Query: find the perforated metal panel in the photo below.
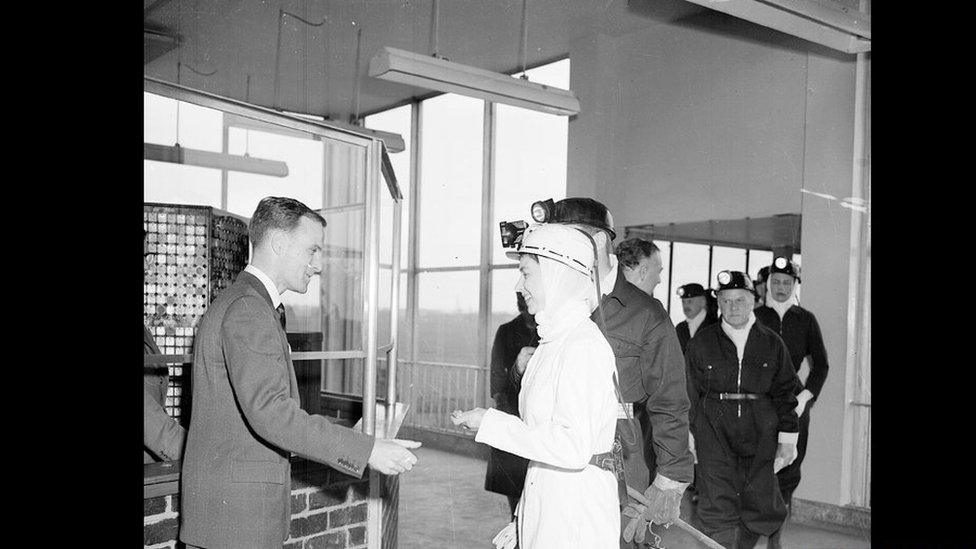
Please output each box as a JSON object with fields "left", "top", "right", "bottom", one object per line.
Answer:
{"left": 143, "top": 202, "right": 249, "bottom": 422}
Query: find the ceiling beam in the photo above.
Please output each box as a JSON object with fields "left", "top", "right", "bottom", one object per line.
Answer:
{"left": 683, "top": 0, "right": 870, "bottom": 54}
{"left": 757, "top": 0, "right": 870, "bottom": 39}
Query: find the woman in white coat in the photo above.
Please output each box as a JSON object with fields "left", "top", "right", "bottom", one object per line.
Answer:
{"left": 451, "top": 223, "right": 621, "bottom": 549}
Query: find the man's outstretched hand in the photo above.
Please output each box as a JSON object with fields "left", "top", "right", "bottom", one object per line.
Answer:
{"left": 368, "top": 439, "right": 421, "bottom": 475}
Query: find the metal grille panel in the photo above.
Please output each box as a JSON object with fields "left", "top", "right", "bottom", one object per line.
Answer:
{"left": 144, "top": 202, "right": 249, "bottom": 422}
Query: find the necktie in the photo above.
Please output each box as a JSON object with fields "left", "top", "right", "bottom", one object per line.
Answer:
{"left": 276, "top": 303, "right": 287, "bottom": 331}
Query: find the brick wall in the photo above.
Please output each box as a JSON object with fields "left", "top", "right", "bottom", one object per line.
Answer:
{"left": 144, "top": 458, "right": 395, "bottom": 548}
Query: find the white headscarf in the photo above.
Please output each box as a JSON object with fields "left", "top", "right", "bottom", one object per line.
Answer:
{"left": 534, "top": 255, "right": 597, "bottom": 342}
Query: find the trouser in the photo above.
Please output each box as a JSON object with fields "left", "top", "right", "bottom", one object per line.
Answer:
{"left": 775, "top": 404, "right": 811, "bottom": 504}
{"left": 693, "top": 400, "right": 787, "bottom": 549}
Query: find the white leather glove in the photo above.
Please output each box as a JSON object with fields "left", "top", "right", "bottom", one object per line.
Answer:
{"left": 492, "top": 521, "right": 517, "bottom": 549}
{"left": 688, "top": 432, "right": 697, "bottom": 464}
{"left": 773, "top": 443, "right": 798, "bottom": 473}
{"left": 794, "top": 389, "right": 813, "bottom": 417}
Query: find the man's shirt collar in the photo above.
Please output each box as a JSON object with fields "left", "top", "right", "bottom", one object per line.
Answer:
{"left": 244, "top": 264, "right": 282, "bottom": 308}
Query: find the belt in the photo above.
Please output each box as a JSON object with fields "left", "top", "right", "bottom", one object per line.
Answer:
{"left": 706, "top": 392, "right": 767, "bottom": 400}
{"left": 616, "top": 402, "right": 633, "bottom": 419}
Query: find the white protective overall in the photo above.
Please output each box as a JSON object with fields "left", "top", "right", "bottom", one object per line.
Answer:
{"left": 476, "top": 252, "right": 621, "bottom": 548}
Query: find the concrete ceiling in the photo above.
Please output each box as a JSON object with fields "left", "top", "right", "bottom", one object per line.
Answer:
{"left": 143, "top": 0, "right": 704, "bottom": 121}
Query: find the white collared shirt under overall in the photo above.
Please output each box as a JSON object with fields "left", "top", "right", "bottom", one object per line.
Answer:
{"left": 687, "top": 307, "right": 708, "bottom": 338}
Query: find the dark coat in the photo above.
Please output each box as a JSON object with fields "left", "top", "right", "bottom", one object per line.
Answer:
{"left": 754, "top": 305, "right": 830, "bottom": 400}
{"left": 144, "top": 325, "right": 185, "bottom": 463}
{"left": 484, "top": 314, "right": 539, "bottom": 497}
{"left": 180, "top": 271, "right": 376, "bottom": 549}
{"left": 675, "top": 309, "right": 719, "bottom": 355}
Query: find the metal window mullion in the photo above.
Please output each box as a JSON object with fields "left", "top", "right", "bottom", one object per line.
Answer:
{"left": 666, "top": 241, "right": 675, "bottom": 313}
{"left": 408, "top": 100, "right": 423, "bottom": 371}
{"left": 707, "top": 244, "right": 714, "bottom": 288}
{"left": 478, "top": 101, "right": 496, "bottom": 409}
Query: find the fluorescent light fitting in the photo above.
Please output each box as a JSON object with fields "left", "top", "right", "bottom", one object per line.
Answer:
{"left": 144, "top": 143, "right": 289, "bottom": 177}
{"left": 369, "top": 47, "right": 580, "bottom": 116}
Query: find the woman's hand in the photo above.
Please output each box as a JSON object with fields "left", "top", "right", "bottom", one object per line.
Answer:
{"left": 450, "top": 408, "right": 487, "bottom": 432}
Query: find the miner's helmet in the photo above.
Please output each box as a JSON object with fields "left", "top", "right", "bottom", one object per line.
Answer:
{"left": 769, "top": 256, "right": 801, "bottom": 283}
{"left": 715, "top": 270, "right": 754, "bottom": 293}
{"left": 505, "top": 223, "right": 596, "bottom": 277}
{"left": 676, "top": 283, "right": 707, "bottom": 299}
{"left": 549, "top": 197, "right": 617, "bottom": 241}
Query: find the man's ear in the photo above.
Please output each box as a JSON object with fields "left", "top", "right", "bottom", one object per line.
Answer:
{"left": 269, "top": 229, "right": 288, "bottom": 255}
{"left": 639, "top": 262, "right": 650, "bottom": 281}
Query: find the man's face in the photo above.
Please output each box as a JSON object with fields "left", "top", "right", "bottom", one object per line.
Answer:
{"left": 622, "top": 252, "right": 663, "bottom": 296}
{"left": 682, "top": 295, "right": 707, "bottom": 319}
{"left": 515, "top": 255, "right": 544, "bottom": 315}
{"left": 718, "top": 289, "right": 755, "bottom": 329}
{"left": 768, "top": 273, "right": 796, "bottom": 303}
{"left": 278, "top": 216, "right": 324, "bottom": 294}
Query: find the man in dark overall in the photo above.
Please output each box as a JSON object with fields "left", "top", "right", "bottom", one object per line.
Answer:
{"left": 485, "top": 292, "right": 539, "bottom": 516}
{"left": 508, "top": 197, "right": 693, "bottom": 547}
{"left": 675, "top": 283, "right": 719, "bottom": 355}
{"left": 685, "top": 271, "right": 801, "bottom": 549}
{"left": 753, "top": 257, "right": 829, "bottom": 549}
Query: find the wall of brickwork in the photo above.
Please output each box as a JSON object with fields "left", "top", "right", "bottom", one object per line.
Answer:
{"left": 144, "top": 458, "right": 397, "bottom": 548}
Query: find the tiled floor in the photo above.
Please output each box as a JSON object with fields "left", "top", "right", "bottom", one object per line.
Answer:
{"left": 398, "top": 447, "right": 870, "bottom": 548}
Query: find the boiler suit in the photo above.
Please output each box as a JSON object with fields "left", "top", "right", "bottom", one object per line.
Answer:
{"left": 684, "top": 320, "right": 800, "bottom": 548}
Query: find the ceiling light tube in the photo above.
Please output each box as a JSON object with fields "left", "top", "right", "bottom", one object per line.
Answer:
{"left": 144, "top": 143, "right": 289, "bottom": 177}
{"left": 369, "top": 47, "right": 580, "bottom": 116}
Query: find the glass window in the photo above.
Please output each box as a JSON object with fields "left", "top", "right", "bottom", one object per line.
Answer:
{"left": 414, "top": 271, "right": 481, "bottom": 365}
{"left": 652, "top": 240, "right": 672, "bottom": 308}
{"left": 669, "top": 242, "right": 710, "bottom": 326}
{"left": 712, "top": 246, "right": 747, "bottom": 279}
{"left": 492, "top": 60, "right": 570, "bottom": 264}
{"left": 366, "top": 104, "right": 412, "bottom": 270}
{"left": 418, "top": 94, "right": 484, "bottom": 268}
{"left": 748, "top": 249, "right": 774, "bottom": 281}
{"left": 489, "top": 268, "right": 525, "bottom": 351}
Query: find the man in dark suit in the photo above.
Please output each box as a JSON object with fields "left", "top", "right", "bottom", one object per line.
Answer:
{"left": 753, "top": 257, "right": 829, "bottom": 549}
{"left": 484, "top": 293, "right": 539, "bottom": 516}
{"left": 511, "top": 198, "right": 694, "bottom": 547}
{"left": 144, "top": 230, "right": 185, "bottom": 463}
{"left": 180, "top": 196, "right": 421, "bottom": 549}
{"left": 674, "top": 283, "right": 719, "bottom": 354}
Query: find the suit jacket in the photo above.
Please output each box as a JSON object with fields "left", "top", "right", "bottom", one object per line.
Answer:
{"left": 144, "top": 324, "right": 185, "bottom": 463}
{"left": 754, "top": 305, "right": 830, "bottom": 401}
{"left": 675, "top": 309, "right": 719, "bottom": 355}
{"left": 180, "top": 271, "right": 376, "bottom": 549}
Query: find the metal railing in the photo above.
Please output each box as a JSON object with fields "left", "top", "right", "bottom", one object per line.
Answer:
{"left": 395, "top": 359, "right": 488, "bottom": 434}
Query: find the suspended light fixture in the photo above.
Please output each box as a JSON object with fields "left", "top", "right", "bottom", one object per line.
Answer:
{"left": 146, "top": 61, "right": 290, "bottom": 177}
{"left": 369, "top": 0, "right": 580, "bottom": 116}
{"left": 144, "top": 142, "right": 289, "bottom": 177}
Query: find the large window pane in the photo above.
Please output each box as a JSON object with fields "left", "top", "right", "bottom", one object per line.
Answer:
{"left": 418, "top": 94, "right": 484, "bottom": 267}
{"left": 144, "top": 92, "right": 223, "bottom": 152}
{"left": 669, "top": 242, "right": 710, "bottom": 326}
{"left": 748, "top": 249, "right": 774, "bottom": 281}
{"left": 712, "top": 246, "right": 747, "bottom": 279}
{"left": 414, "top": 270, "right": 481, "bottom": 365}
{"left": 489, "top": 268, "right": 525, "bottom": 351}
{"left": 652, "top": 240, "right": 672, "bottom": 310}
{"left": 492, "top": 61, "right": 569, "bottom": 264}
{"left": 366, "top": 105, "right": 412, "bottom": 270}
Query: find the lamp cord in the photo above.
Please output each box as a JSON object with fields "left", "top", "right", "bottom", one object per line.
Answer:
{"left": 352, "top": 27, "right": 363, "bottom": 123}
{"left": 430, "top": 0, "right": 440, "bottom": 58}
{"left": 273, "top": 5, "right": 326, "bottom": 111}
{"left": 518, "top": 0, "right": 529, "bottom": 79}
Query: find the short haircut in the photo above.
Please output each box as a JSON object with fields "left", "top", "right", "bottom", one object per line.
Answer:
{"left": 615, "top": 238, "right": 660, "bottom": 269}
{"left": 249, "top": 196, "right": 327, "bottom": 247}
